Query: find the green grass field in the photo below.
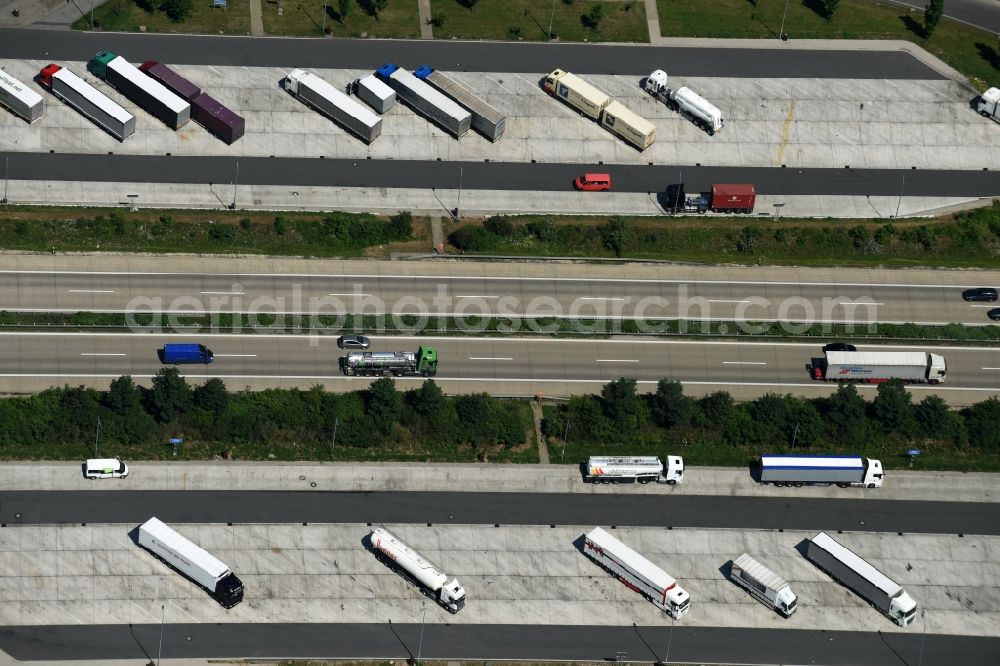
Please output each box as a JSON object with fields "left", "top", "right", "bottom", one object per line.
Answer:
{"left": 72, "top": 0, "right": 251, "bottom": 34}
{"left": 261, "top": 0, "right": 421, "bottom": 38}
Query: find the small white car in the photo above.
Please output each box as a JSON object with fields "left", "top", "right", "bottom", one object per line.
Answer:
{"left": 84, "top": 457, "right": 129, "bottom": 479}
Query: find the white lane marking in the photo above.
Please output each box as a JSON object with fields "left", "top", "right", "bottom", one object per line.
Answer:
{"left": 67, "top": 289, "right": 115, "bottom": 293}
{"left": 469, "top": 357, "right": 513, "bottom": 361}
{"left": 596, "top": 359, "right": 639, "bottom": 363}
{"left": 456, "top": 295, "right": 501, "bottom": 299}
{"left": 200, "top": 291, "right": 245, "bottom": 295}
{"left": 214, "top": 354, "right": 258, "bottom": 358}
{"left": 723, "top": 361, "right": 767, "bottom": 365}
{"left": 3, "top": 331, "right": 1000, "bottom": 352}
{"left": 580, "top": 297, "right": 626, "bottom": 301}
{"left": 80, "top": 353, "right": 126, "bottom": 357}
{"left": 708, "top": 299, "right": 751, "bottom": 303}
{"left": 168, "top": 599, "right": 201, "bottom": 623}
{"left": 969, "top": 305, "right": 999, "bottom": 308}
{"left": 983, "top": 367, "right": 1000, "bottom": 370}
{"left": 5, "top": 269, "right": 994, "bottom": 290}
{"left": 328, "top": 293, "right": 369, "bottom": 297}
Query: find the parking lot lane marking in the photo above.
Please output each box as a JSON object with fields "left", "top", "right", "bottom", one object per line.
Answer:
{"left": 67, "top": 289, "right": 115, "bottom": 293}
{"left": 214, "top": 354, "right": 258, "bottom": 358}
{"left": 469, "top": 357, "right": 513, "bottom": 361}
{"left": 80, "top": 353, "right": 126, "bottom": 356}
{"left": 982, "top": 367, "right": 1000, "bottom": 371}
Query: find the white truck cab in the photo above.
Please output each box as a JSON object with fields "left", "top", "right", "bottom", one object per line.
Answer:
{"left": 84, "top": 457, "right": 129, "bottom": 479}
{"left": 663, "top": 455, "right": 684, "bottom": 484}
{"left": 862, "top": 458, "right": 884, "bottom": 488}
{"left": 978, "top": 87, "right": 1000, "bottom": 122}
{"left": 891, "top": 589, "right": 918, "bottom": 626}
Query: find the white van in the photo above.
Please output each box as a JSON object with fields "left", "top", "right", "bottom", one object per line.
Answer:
{"left": 84, "top": 457, "right": 129, "bottom": 479}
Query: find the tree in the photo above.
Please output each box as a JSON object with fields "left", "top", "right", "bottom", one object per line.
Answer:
{"left": 147, "top": 368, "right": 192, "bottom": 423}
{"left": 372, "top": 0, "right": 390, "bottom": 20}
{"left": 822, "top": 0, "right": 840, "bottom": 18}
{"left": 923, "top": 0, "right": 943, "bottom": 37}
{"left": 338, "top": 0, "right": 351, "bottom": 22}
{"left": 696, "top": 391, "right": 735, "bottom": 431}
{"left": 871, "top": 379, "right": 915, "bottom": 435}
{"left": 600, "top": 377, "right": 648, "bottom": 436}
{"left": 105, "top": 375, "right": 140, "bottom": 416}
{"left": 566, "top": 394, "right": 611, "bottom": 441}
{"left": 963, "top": 397, "right": 1000, "bottom": 451}
{"left": 455, "top": 393, "right": 493, "bottom": 444}
{"left": 161, "top": 0, "right": 194, "bottom": 22}
{"left": 600, "top": 217, "right": 627, "bottom": 256}
{"left": 366, "top": 377, "right": 401, "bottom": 436}
{"left": 408, "top": 379, "right": 460, "bottom": 439}
{"left": 583, "top": 3, "right": 604, "bottom": 29}
{"left": 747, "top": 393, "right": 790, "bottom": 444}
{"left": 784, "top": 397, "right": 824, "bottom": 447}
{"left": 915, "top": 394, "right": 950, "bottom": 439}
{"left": 194, "top": 378, "right": 229, "bottom": 416}
{"left": 650, "top": 379, "right": 693, "bottom": 429}
{"left": 824, "top": 384, "right": 868, "bottom": 444}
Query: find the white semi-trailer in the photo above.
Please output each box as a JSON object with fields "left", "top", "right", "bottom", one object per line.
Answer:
{"left": 542, "top": 68, "right": 610, "bottom": 120}
{"left": 643, "top": 70, "right": 723, "bottom": 135}
{"left": 87, "top": 51, "right": 190, "bottom": 129}
{"left": 39, "top": 64, "right": 135, "bottom": 141}
{"left": 370, "top": 527, "right": 466, "bottom": 613}
{"left": 415, "top": 66, "right": 507, "bottom": 142}
{"left": 376, "top": 64, "right": 471, "bottom": 138}
{"left": 137, "top": 517, "right": 244, "bottom": 608}
{"left": 0, "top": 70, "right": 43, "bottom": 123}
{"left": 583, "top": 527, "right": 690, "bottom": 619}
{"left": 284, "top": 69, "right": 382, "bottom": 144}
{"left": 729, "top": 553, "right": 797, "bottom": 617}
{"left": 760, "top": 454, "right": 883, "bottom": 488}
{"left": 813, "top": 350, "right": 946, "bottom": 384}
{"left": 586, "top": 455, "right": 684, "bottom": 484}
{"left": 805, "top": 531, "right": 917, "bottom": 626}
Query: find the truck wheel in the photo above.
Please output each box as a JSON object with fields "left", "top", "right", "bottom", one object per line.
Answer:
{"left": 667, "top": 480, "right": 677, "bottom": 486}
{"left": 774, "top": 482, "right": 784, "bottom": 488}
{"left": 867, "top": 483, "right": 876, "bottom": 488}
{"left": 983, "top": 111, "right": 991, "bottom": 117}
{"left": 836, "top": 483, "right": 849, "bottom": 488}
{"left": 794, "top": 482, "right": 804, "bottom": 488}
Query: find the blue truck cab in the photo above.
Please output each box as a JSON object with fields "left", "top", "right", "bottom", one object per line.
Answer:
{"left": 160, "top": 343, "right": 214, "bottom": 365}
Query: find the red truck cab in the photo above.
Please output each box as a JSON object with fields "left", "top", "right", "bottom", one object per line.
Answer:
{"left": 38, "top": 64, "right": 62, "bottom": 88}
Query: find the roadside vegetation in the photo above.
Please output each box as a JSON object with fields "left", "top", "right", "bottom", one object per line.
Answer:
{"left": 72, "top": 0, "right": 251, "bottom": 34}
{"left": 0, "top": 373, "right": 536, "bottom": 463}
{"left": 262, "top": 0, "right": 420, "bottom": 39}
{"left": 0, "top": 207, "right": 425, "bottom": 257}
{"left": 447, "top": 203, "right": 1000, "bottom": 268}
{"left": 658, "top": 0, "right": 998, "bottom": 91}
{"left": 543, "top": 378, "right": 1000, "bottom": 472}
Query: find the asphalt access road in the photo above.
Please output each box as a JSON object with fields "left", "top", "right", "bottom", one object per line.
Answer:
{"left": 3, "top": 151, "right": 999, "bottom": 197}
{"left": 1, "top": 491, "right": 997, "bottom": 535}
{"left": 0, "top": 624, "right": 995, "bottom": 665}
{"left": 0, "top": 29, "right": 942, "bottom": 79}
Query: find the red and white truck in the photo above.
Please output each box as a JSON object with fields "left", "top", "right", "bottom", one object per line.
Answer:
{"left": 583, "top": 527, "right": 690, "bottom": 619}
{"left": 664, "top": 183, "right": 756, "bottom": 214}
{"left": 813, "top": 351, "right": 947, "bottom": 384}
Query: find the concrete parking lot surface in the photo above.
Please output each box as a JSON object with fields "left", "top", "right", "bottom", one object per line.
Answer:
{"left": 0, "top": 523, "right": 994, "bottom": 637}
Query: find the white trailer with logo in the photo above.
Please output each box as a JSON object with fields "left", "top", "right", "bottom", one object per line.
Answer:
{"left": 586, "top": 456, "right": 684, "bottom": 484}
{"left": 370, "top": 527, "right": 466, "bottom": 613}
{"left": 0, "top": 70, "right": 43, "bottom": 123}
{"left": 814, "top": 350, "right": 947, "bottom": 384}
{"left": 730, "top": 553, "right": 797, "bottom": 617}
{"left": 542, "top": 68, "right": 610, "bottom": 120}
{"left": 137, "top": 517, "right": 244, "bottom": 608}
{"left": 284, "top": 69, "right": 382, "bottom": 144}
{"left": 583, "top": 527, "right": 691, "bottom": 619}
{"left": 805, "top": 531, "right": 917, "bottom": 626}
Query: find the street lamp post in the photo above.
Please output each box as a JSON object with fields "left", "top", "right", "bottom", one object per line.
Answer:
{"left": 2, "top": 156, "right": 8, "bottom": 204}
{"left": 548, "top": 0, "right": 556, "bottom": 38}
{"left": 779, "top": 0, "right": 790, "bottom": 40}
{"left": 231, "top": 160, "right": 239, "bottom": 210}
{"left": 156, "top": 604, "right": 165, "bottom": 666}
{"left": 416, "top": 600, "right": 427, "bottom": 665}
{"left": 664, "top": 614, "right": 674, "bottom": 665}
{"left": 455, "top": 167, "right": 463, "bottom": 219}
{"left": 561, "top": 420, "right": 570, "bottom": 461}
{"left": 94, "top": 416, "right": 101, "bottom": 458}
{"left": 322, "top": 3, "right": 327, "bottom": 34}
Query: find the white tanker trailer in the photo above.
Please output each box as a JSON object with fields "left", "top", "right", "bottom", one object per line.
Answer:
{"left": 370, "top": 527, "right": 466, "bottom": 612}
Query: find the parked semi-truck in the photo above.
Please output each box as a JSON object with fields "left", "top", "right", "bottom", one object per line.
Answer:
{"left": 140, "top": 61, "right": 245, "bottom": 144}
{"left": 414, "top": 66, "right": 506, "bottom": 141}
{"left": 283, "top": 69, "right": 382, "bottom": 144}
{"left": 87, "top": 51, "right": 190, "bottom": 129}
{"left": 0, "top": 70, "right": 43, "bottom": 123}
{"left": 805, "top": 531, "right": 916, "bottom": 626}
{"left": 583, "top": 527, "right": 690, "bottom": 619}
{"left": 729, "top": 553, "right": 797, "bottom": 617}
{"left": 340, "top": 346, "right": 437, "bottom": 377}
{"left": 38, "top": 64, "right": 135, "bottom": 141}
{"left": 377, "top": 64, "right": 471, "bottom": 139}
{"left": 664, "top": 183, "right": 756, "bottom": 214}
{"left": 643, "top": 70, "right": 723, "bottom": 135}
{"left": 978, "top": 87, "right": 1000, "bottom": 122}
{"left": 370, "top": 527, "right": 466, "bottom": 613}
{"left": 137, "top": 517, "right": 244, "bottom": 608}
{"left": 812, "top": 350, "right": 946, "bottom": 384}
{"left": 760, "top": 454, "right": 883, "bottom": 488}
{"left": 542, "top": 68, "right": 655, "bottom": 151}
{"left": 351, "top": 73, "right": 395, "bottom": 113}
{"left": 586, "top": 455, "right": 684, "bottom": 484}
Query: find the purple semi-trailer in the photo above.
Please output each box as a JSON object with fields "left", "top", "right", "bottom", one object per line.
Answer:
{"left": 140, "top": 60, "right": 245, "bottom": 144}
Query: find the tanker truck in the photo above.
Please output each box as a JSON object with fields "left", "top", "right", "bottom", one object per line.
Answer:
{"left": 643, "top": 70, "right": 723, "bottom": 135}
{"left": 586, "top": 455, "right": 684, "bottom": 484}
{"left": 812, "top": 350, "right": 946, "bottom": 384}
{"left": 370, "top": 527, "right": 466, "bottom": 613}
{"left": 340, "top": 346, "right": 437, "bottom": 377}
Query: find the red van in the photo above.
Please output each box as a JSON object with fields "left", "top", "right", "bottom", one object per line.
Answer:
{"left": 574, "top": 173, "right": 612, "bottom": 191}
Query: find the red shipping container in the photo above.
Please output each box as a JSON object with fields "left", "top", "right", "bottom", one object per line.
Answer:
{"left": 711, "top": 184, "right": 756, "bottom": 213}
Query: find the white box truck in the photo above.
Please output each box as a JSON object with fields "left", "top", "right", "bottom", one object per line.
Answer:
{"left": 542, "top": 68, "right": 610, "bottom": 120}
{"left": 353, "top": 73, "right": 395, "bottom": 113}
{"left": 586, "top": 456, "right": 684, "bottom": 484}
{"left": 0, "top": 70, "right": 43, "bottom": 124}
{"left": 977, "top": 87, "right": 1000, "bottom": 122}
{"left": 583, "top": 527, "right": 690, "bottom": 619}
{"left": 599, "top": 100, "right": 656, "bottom": 151}
{"left": 805, "top": 531, "right": 917, "bottom": 626}
{"left": 137, "top": 517, "right": 244, "bottom": 608}
{"left": 729, "top": 553, "right": 797, "bottom": 617}
{"left": 284, "top": 69, "right": 382, "bottom": 144}
{"left": 760, "top": 454, "right": 883, "bottom": 488}
{"left": 643, "top": 71, "right": 723, "bottom": 135}
{"left": 813, "top": 350, "right": 946, "bottom": 384}
{"left": 370, "top": 527, "right": 466, "bottom": 613}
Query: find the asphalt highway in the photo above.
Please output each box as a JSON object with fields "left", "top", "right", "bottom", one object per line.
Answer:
{"left": 1, "top": 490, "right": 998, "bottom": 534}
{"left": 4, "top": 267, "right": 999, "bottom": 326}
{"left": 0, "top": 624, "right": 994, "bottom": 665}
{"left": 0, "top": 29, "right": 942, "bottom": 79}
{"left": 4, "top": 151, "right": 1000, "bottom": 196}
{"left": 1, "top": 333, "right": 998, "bottom": 393}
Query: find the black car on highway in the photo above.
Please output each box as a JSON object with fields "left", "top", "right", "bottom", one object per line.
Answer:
{"left": 822, "top": 342, "right": 857, "bottom": 352}
{"left": 962, "top": 287, "right": 998, "bottom": 302}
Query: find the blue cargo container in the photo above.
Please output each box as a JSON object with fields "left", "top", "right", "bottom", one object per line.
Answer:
{"left": 160, "top": 343, "right": 214, "bottom": 364}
